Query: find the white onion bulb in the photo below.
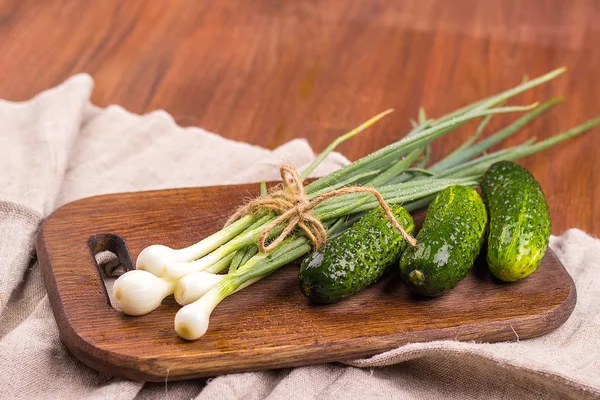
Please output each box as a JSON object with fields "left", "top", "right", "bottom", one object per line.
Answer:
{"left": 112, "top": 270, "right": 175, "bottom": 316}
{"left": 135, "top": 245, "right": 183, "bottom": 277}
{"left": 174, "top": 272, "right": 226, "bottom": 306}
{"left": 136, "top": 244, "right": 223, "bottom": 279}
{"left": 174, "top": 290, "right": 220, "bottom": 340}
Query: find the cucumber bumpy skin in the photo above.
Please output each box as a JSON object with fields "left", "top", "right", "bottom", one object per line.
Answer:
{"left": 298, "top": 205, "right": 415, "bottom": 304}
{"left": 399, "top": 185, "right": 487, "bottom": 297}
{"left": 481, "top": 161, "right": 551, "bottom": 282}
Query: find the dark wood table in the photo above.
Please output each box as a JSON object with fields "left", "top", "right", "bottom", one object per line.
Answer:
{"left": 1, "top": 0, "right": 598, "bottom": 235}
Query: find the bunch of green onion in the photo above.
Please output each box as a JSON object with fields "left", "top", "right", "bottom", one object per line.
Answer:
{"left": 111, "top": 67, "right": 600, "bottom": 340}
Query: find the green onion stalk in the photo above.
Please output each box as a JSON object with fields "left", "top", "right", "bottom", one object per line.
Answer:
{"left": 112, "top": 68, "right": 599, "bottom": 340}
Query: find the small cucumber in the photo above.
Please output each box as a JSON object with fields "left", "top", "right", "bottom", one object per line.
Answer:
{"left": 298, "top": 205, "right": 415, "bottom": 304}
{"left": 399, "top": 185, "right": 487, "bottom": 296}
{"left": 481, "top": 161, "right": 551, "bottom": 282}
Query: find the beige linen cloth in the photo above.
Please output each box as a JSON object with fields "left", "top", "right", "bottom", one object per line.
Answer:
{"left": 1, "top": 75, "right": 599, "bottom": 400}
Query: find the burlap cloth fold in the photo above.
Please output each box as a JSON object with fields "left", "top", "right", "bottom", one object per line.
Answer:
{"left": 0, "top": 76, "right": 598, "bottom": 400}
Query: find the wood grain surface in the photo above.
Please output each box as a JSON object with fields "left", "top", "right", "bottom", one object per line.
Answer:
{"left": 36, "top": 183, "right": 576, "bottom": 382}
{"left": 0, "top": 0, "right": 599, "bottom": 235}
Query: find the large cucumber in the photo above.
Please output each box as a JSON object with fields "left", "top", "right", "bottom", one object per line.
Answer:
{"left": 399, "top": 185, "right": 487, "bottom": 296}
{"left": 298, "top": 205, "right": 415, "bottom": 304}
{"left": 481, "top": 161, "right": 551, "bottom": 282}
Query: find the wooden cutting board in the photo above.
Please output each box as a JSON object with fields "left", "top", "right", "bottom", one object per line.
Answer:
{"left": 36, "top": 182, "right": 576, "bottom": 382}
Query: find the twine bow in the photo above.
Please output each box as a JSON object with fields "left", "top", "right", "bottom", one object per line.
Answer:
{"left": 226, "top": 165, "right": 416, "bottom": 253}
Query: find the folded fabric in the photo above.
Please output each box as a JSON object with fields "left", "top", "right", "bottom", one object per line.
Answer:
{"left": 0, "top": 76, "right": 598, "bottom": 400}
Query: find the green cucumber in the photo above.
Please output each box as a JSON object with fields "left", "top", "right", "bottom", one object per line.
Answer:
{"left": 399, "top": 185, "right": 487, "bottom": 296}
{"left": 481, "top": 161, "right": 551, "bottom": 282}
{"left": 298, "top": 205, "right": 415, "bottom": 304}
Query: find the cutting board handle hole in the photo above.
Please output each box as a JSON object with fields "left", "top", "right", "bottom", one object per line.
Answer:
{"left": 88, "top": 234, "right": 134, "bottom": 311}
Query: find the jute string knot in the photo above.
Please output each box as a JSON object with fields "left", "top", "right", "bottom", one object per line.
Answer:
{"left": 226, "top": 165, "right": 417, "bottom": 253}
